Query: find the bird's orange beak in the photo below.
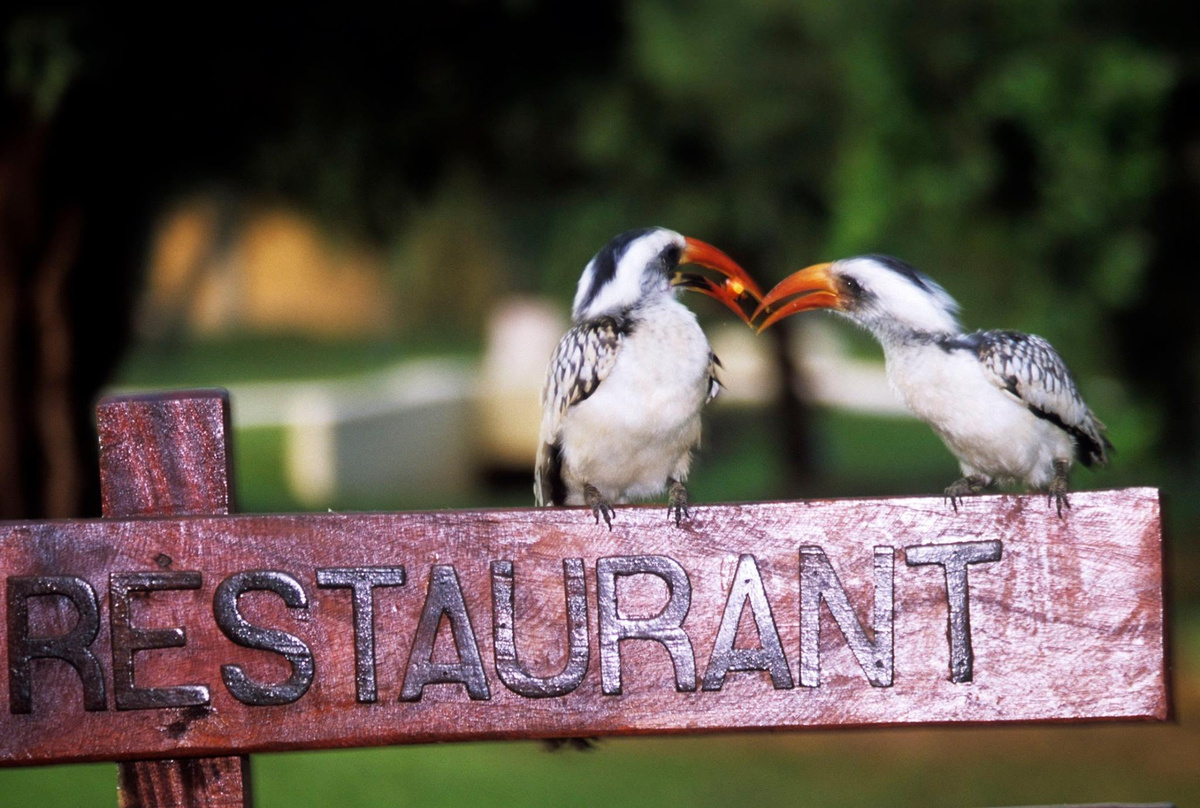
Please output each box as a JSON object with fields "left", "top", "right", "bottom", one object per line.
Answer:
{"left": 753, "top": 262, "right": 841, "bottom": 332}
{"left": 672, "top": 237, "right": 763, "bottom": 326}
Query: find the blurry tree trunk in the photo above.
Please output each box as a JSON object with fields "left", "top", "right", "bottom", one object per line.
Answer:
{"left": 1116, "top": 76, "right": 1200, "bottom": 472}
{"left": 0, "top": 94, "right": 136, "bottom": 519}
{"left": 0, "top": 107, "right": 57, "bottom": 518}
{"left": 768, "top": 319, "right": 817, "bottom": 493}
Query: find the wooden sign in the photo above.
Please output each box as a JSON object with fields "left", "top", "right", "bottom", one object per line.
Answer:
{"left": 0, "top": 391, "right": 1169, "bottom": 779}
{"left": 0, "top": 498, "right": 1165, "bottom": 765}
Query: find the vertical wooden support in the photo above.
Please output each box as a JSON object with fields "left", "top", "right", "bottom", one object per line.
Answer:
{"left": 97, "top": 390, "right": 251, "bottom": 808}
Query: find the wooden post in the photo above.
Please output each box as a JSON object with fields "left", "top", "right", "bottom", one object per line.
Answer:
{"left": 97, "top": 391, "right": 251, "bottom": 808}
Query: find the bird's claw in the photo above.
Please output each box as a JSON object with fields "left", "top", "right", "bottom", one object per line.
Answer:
{"left": 1049, "top": 459, "right": 1071, "bottom": 519}
{"left": 543, "top": 737, "right": 599, "bottom": 752}
{"left": 1049, "top": 480, "right": 1071, "bottom": 519}
{"left": 667, "top": 481, "right": 690, "bottom": 527}
{"left": 944, "top": 476, "right": 986, "bottom": 514}
{"left": 583, "top": 484, "right": 614, "bottom": 531}
{"left": 1049, "top": 490, "right": 1071, "bottom": 518}
{"left": 668, "top": 502, "right": 690, "bottom": 526}
{"left": 593, "top": 501, "right": 614, "bottom": 530}
{"left": 945, "top": 492, "right": 960, "bottom": 513}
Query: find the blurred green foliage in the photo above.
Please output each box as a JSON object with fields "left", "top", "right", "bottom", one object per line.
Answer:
{"left": 246, "top": 0, "right": 1190, "bottom": 476}
{"left": 6, "top": 1, "right": 1194, "bottom": 463}
{"left": 6, "top": 697, "right": 1200, "bottom": 808}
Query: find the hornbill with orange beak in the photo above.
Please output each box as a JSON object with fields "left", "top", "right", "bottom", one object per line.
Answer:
{"left": 755, "top": 255, "right": 1109, "bottom": 515}
{"left": 535, "top": 228, "right": 761, "bottom": 527}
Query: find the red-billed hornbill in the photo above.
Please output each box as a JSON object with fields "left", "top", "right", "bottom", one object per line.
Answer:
{"left": 755, "top": 255, "right": 1110, "bottom": 515}
{"left": 535, "top": 228, "right": 761, "bottom": 528}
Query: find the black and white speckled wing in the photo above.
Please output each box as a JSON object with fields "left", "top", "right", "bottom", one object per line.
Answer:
{"left": 974, "top": 330, "right": 1110, "bottom": 467}
{"left": 534, "top": 317, "right": 627, "bottom": 506}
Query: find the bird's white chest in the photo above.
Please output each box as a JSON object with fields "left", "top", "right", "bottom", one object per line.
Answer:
{"left": 884, "top": 344, "right": 1068, "bottom": 485}
{"left": 561, "top": 301, "right": 711, "bottom": 501}
{"left": 886, "top": 346, "right": 994, "bottom": 424}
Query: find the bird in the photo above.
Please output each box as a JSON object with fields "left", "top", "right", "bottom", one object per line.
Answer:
{"left": 754, "top": 255, "right": 1109, "bottom": 515}
{"left": 534, "top": 227, "right": 762, "bottom": 528}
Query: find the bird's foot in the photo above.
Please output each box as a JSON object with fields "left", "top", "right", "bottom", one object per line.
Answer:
{"left": 583, "top": 484, "right": 614, "bottom": 530}
{"left": 543, "top": 737, "right": 599, "bottom": 752}
{"left": 944, "top": 476, "right": 988, "bottom": 513}
{"left": 667, "top": 479, "right": 690, "bottom": 527}
{"left": 1048, "top": 460, "right": 1071, "bottom": 519}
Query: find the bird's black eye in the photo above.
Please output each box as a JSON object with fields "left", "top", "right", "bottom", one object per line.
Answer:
{"left": 840, "top": 275, "right": 864, "bottom": 299}
{"left": 661, "top": 245, "right": 683, "bottom": 268}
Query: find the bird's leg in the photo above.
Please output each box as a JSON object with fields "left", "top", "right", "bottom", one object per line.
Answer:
{"left": 542, "top": 737, "right": 598, "bottom": 752}
{"left": 1049, "top": 459, "right": 1071, "bottom": 518}
{"left": 583, "top": 484, "right": 614, "bottom": 530}
{"left": 667, "top": 478, "right": 690, "bottom": 527}
{"left": 944, "top": 475, "right": 988, "bottom": 512}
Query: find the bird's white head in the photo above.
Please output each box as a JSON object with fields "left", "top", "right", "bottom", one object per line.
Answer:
{"left": 756, "top": 254, "right": 962, "bottom": 339}
{"left": 571, "top": 228, "right": 761, "bottom": 324}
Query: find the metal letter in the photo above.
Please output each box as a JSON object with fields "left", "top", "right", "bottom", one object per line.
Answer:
{"left": 905, "top": 540, "right": 1003, "bottom": 683}
{"left": 110, "top": 571, "right": 210, "bottom": 710}
{"left": 491, "top": 559, "right": 589, "bottom": 698}
{"left": 213, "top": 571, "right": 315, "bottom": 705}
{"left": 316, "top": 566, "right": 406, "bottom": 703}
{"left": 702, "top": 554, "right": 793, "bottom": 691}
{"left": 400, "top": 565, "right": 490, "bottom": 701}
{"left": 597, "top": 555, "right": 696, "bottom": 695}
{"left": 799, "top": 546, "right": 894, "bottom": 688}
{"left": 6, "top": 576, "right": 106, "bottom": 713}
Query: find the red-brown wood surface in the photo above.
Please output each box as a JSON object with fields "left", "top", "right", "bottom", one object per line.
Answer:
{"left": 97, "top": 391, "right": 234, "bottom": 520}
{"left": 0, "top": 487, "right": 1166, "bottom": 766}
{"left": 96, "top": 392, "right": 250, "bottom": 807}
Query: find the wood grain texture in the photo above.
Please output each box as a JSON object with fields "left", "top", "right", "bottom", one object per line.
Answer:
{"left": 97, "top": 391, "right": 234, "bottom": 519}
{"left": 1, "top": 487, "right": 1166, "bottom": 766}
{"left": 115, "top": 757, "right": 251, "bottom": 808}
{"left": 96, "top": 392, "right": 250, "bottom": 807}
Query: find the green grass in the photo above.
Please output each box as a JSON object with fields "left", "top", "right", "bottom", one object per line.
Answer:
{"left": 113, "top": 333, "right": 480, "bottom": 388}
{"left": 230, "top": 426, "right": 300, "bottom": 512}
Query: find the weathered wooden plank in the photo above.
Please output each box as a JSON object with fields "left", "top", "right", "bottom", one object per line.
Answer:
{"left": 114, "top": 757, "right": 252, "bottom": 808}
{"left": 97, "top": 391, "right": 235, "bottom": 519}
{"left": 96, "top": 392, "right": 250, "bottom": 808}
{"left": 0, "top": 488, "right": 1165, "bottom": 766}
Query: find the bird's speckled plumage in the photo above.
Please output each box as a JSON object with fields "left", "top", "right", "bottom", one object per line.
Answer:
{"left": 974, "top": 330, "right": 1108, "bottom": 468}
{"left": 534, "top": 315, "right": 628, "bottom": 506}
{"left": 801, "top": 255, "right": 1109, "bottom": 495}
{"left": 535, "top": 229, "right": 722, "bottom": 511}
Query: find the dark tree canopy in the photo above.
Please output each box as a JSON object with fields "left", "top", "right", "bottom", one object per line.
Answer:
{"left": 1, "top": 2, "right": 1197, "bottom": 518}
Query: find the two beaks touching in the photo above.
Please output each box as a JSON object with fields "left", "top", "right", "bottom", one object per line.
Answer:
{"left": 665, "top": 236, "right": 843, "bottom": 331}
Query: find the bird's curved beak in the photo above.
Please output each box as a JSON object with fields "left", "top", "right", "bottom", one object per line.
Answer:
{"left": 753, "top": 262, "right": 841, "bottom": 332}
{"left": 671, "top": 237, "right": 763, "bottom": 326}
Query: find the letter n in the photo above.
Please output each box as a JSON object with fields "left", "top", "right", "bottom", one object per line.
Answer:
{"left": 799, "top": 546, "right": 893, "bottom": 687}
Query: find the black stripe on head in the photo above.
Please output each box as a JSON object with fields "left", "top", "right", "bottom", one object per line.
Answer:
{"left": 577, "top": 228, "right": 658, "bottom": 312}
{"left": 859, "top": 254, "right": 937, "bottom": 295}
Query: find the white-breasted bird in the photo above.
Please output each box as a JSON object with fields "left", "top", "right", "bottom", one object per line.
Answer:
{"left": 755, "top": 255, "right": 1109, "bottom": 515}
{"left": 535, "top": 227, "right": 761, "bottom": 528}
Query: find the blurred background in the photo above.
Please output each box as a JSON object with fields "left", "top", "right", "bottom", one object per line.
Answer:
{"left": 2, "top": 3, "right": 1198, "bottom": 805}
